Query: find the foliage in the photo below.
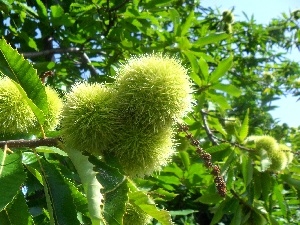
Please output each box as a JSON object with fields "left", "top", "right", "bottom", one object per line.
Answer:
{"left": 0, "top": 1, "right": 300, "bottom": 225}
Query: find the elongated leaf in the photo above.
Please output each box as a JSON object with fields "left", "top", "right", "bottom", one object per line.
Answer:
{"left": 36, "top": 0, "right": 47, "bottom": 18}
{"left": 41, "top": 159, "right": 80, "bottom": 225}
{"left": 179, "top": 151, "right": 190, "bottom": 170}
{"left": 0, "top": 151, "right": 26, "bottom": 211}
{"left": 205, "top": 143, "right": 230, "bottom": 153}
{"left": 35, "top": 146, "right": 68, "bottom": 156}
{"left": 230, "top": 205, "right": 242, "bottom": 225}
{"left": 104, "top": 180, "right": 128, "bottom": 225}
{"left": 209, "top": 56, "right": 233, "bottom": 83}
{"left": 238, "top": 109, "right": 249, "bottom": 142}
{"left": 180, "top": 11, "right": 194, "bottom": 36}
{"left": 195, "top": 193, "right": 223, "bottom": 204}
{"left": 274, "top": 183, "right": 287, "bottom": 217}
{"left": 242, "top": 154, "right": 253, "bottom": 186}
{"left": 169, "top": 210, "right": 196, "bottom": 216}
{"left": 4, "top": 191, "right": 34, "bottom": 225}
{"left": 199, "top": 57, "right": 209, "bottom": 81}
{"left": 213, "top": 83, "right": 241, "bottom": 97}
{"left": 195, "top": 33, "right": 229, "bottom": 47}
{"left": 67, "top": 150, "right": 104, "bottom": 225}
{"left": 281, "top": 174, "right": 300, "bottom": 190}
{"left": 90, "top": 156, "right": 127, "bottom": 225}
{"left": 207, "top": 92, "right": 231, "bottom": 110}
{"left": 11, "top": 80, "right": 45, "bottom": 125}
{"left": 0, "top": 38, "right": 48, "bottom": 123}
{"left": 128, "top": 180, "right": 172, "bottom": 225}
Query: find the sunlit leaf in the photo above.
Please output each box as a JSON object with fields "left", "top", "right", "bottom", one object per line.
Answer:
{"left": 209, "top": 56, "right": 233, "bottom": 83}
{"left": 195, "top": 33, "right": 229, "bottom": 47}
{"left": 0, "top": 151, "right": 26, "bottom": 211}
{"left": 4, "top": 191, "right": 34, "bottom": 225}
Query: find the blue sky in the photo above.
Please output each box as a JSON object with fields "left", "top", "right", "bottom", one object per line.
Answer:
{"left": 201, "top": 0, "right": 300, "bottom": 127}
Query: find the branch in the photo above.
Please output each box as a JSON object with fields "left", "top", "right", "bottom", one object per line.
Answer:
{"left": 22, "top": 47, "right": 82, "bottom": 58}
{"left": 108, "top": 0, "right": 130, "bottom": 12}
{"left": 200, "top": 109, "right": 219, "bottom": 145}
{"left": 22, "top": 48, "right": 99, "bottom": 77}
{"left": 0, "top": 137, "right": 61, "bottom": 149}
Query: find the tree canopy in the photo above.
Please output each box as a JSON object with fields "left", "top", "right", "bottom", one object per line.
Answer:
{"left": 0, "top": 0, "right": 300, "bottom": 224}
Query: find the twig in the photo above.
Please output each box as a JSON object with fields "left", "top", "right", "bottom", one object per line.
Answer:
{"left": 22, "top": 47, "right": 82, "bottom": 58}
{"left": 80, "top": 52, "right": 98, "bottom": 77}
{"left": 200, "top": 109, "right": 219, "bottom": 145}
{"left": 0, "top": 137, "right": 61, "bottom": 149}
{"left": 108, "top": 0, "right": 130, "bottom": 12}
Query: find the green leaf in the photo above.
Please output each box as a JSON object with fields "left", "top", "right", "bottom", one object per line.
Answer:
{"left": 0, "top": 38, "right": 47, "bottom": 123}
{"left": 242, "top": 154, "right": 253, "bottom": 186}
{"left": 36, "top": 0, "right": 47, "bottom": 18}
{"left": 90, "top": 156, "right": 127, "bottom": 225}
{"left": 199, "top": 57, "right": 209, "bottom": 81}
{"left": 41, "top": 159, "right": 80, "bottom": 225}
{"left": 128, "top": 180, "right": 172, "bottom": 225}
{"left": 0, "top": 151, "right": 26, "bottom": 211}
{"left": 238, "top": 109, "right": 249, "bottom": 142}
{"left": 274, "top": 183, "right": 287, "bottom": 218}
{"left": 196, "top": 193, "right": 223, "bottom": 204}
{"left": 230, "top": 204, "right": 242, "bottom": 225}
{"left": 4, "top": 191, "right": 34, "bottom": 225}
{"left": 209, "top": 56, "right": 233, "bottom": 83}
{"left": 35, "top": 146, "right": 68, "bottom": 156}
{"left": 163, "top": 163, "right": 184, "bottom": 178}
{"left": 205, "top": 143, "right": 230, "bottom": 153}
{"left": 207, "top": 92, "right": 231, "bottom": 110}
{"left": 169, "top": 9, "right": 180, "bottom": 36}
{"left": 51, "top": 5, "right": 64, "bottom": 18}
{"left": 195, "top": 33, "right": 229, "bottom": 47}
{"left": 103, "top": 179, "right": 128, "bottom": 225}
{"left": 169, "top": 210, "right": 196, "bottom": 216}
{"left": 179, "top": 151, "right": 190, "bottom": 170}
{"left": 183, "top": 50, "right": 200, "bottom": 74}
{"left": 180, "top": 11, "right": 194, "bottom": 36}
{"left": 213, "top": 83, "right": 241, "bottom": 97}
{"left": 281, "top": 174, "right": 300, "bottom": 190}
{"left": 67, "top": 150, "right": 104, "bottom": 225}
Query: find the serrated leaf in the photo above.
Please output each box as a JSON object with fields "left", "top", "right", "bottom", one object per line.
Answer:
{"left": 169, "top": 210, "right": 196, "bottom": 216}
{"left": 195, "top": 193, "right": 223, "bottom": 204}
{"left": 199, "top": 57, "right": 209, "bottom": 81}
{"left": 180, "top": 11, "right": 194, "bottom": 36}
{"left": 274, "top": 183, "right": 287, "bottom": 218}
{"left": 242, "top": 154, "right": 253, "bottom": 186}
{"left": 128, "top": 180, "right": 172, "bottom": 225}
{"left": 213, "top": 83, "right": 241, "bottom": 97}
{"left": 205, "top": 143, "right": 230, "bottom": 153}
{"left": 41, "top": 159, "right": 80, "bottom": 225}
{"left": 238, "top": 109, "right": 249, "bottom": 142}
{"left": 209, "top": 56, "right": 233, "bottom": 83}
{"left": 103, "top": 180, "right": 128, "bottom": 225}
{"left": 195, "top": 33, "right": 229, "bottom": 47}
{"left": 0, "top": 38, "right": 48, "bottom": 123}
{"left": 4, "top": 191, "right": 34, "bottom": 225}
{"left": 11, "top": 79, "right": 45, "bottom": 125}
{"left": 35, "top": 146, "right": 68, "bottom": 156}
{"left": 207, "top": 92, "right": 231, "bottom": 110}
{"left": 36, "top": 0, "right": 47, "bottom": 18}
{"left": 163, "top": 163, "right": 184, "bottom": 178}
{"left": 67, "top": 150, "right": 104, "bottom": 225}
{"left": 230, "top": 205, "right": 242, "bottom": 225}
{"left": 0, "top": 151, "right": 26, "bottom": 211}
{"left": 179, "top": 151, "right": 190, "bottom": 170}
{"left": 89, "top": 155, "right": 127, "bottom": 224}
